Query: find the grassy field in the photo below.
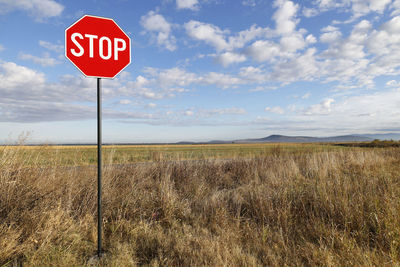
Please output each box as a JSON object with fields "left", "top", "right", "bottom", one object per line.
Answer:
{"left": 0, "top": 143, "right": 347, "bottom": 167}
{"left": 1, "top": 143, "right": 400, "bottom": 266}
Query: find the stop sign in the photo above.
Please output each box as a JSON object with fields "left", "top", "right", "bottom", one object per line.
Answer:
{"left": 65, "top": 15, "right": 131, "bottom": 79}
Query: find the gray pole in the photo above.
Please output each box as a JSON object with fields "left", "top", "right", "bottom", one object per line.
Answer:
{"left": 97, "top": 77, "right": 102, "bottom": 257}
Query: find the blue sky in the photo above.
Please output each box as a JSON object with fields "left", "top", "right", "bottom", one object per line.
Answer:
{"left": 1, "top": 0, "right": 400, "bottom": 143}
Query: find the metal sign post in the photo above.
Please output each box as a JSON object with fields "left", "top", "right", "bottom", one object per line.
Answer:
{"left": 97, "top": 77, "right": 102, "bottom": 257}
{"left": 65, "top": 15, "right": 131, "bottom": 258}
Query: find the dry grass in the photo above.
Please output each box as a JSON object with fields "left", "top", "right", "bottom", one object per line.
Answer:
{"left": 1, "top": 145, "right": 400, "bottom": 266}
{"left": 0, "top": 143, "right": 343, "bottom": 166}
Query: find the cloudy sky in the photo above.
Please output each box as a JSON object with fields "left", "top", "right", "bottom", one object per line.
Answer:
{"left": 1, "top": 0, "right": 400, "bottom": 143}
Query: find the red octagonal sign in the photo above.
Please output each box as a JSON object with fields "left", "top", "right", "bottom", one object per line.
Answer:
{"left": 65, "top": 15, "right": 131, "bottom": 79}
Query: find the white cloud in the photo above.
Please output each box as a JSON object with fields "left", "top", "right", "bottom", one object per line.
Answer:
{"left": 202, "top": 72, "right": 244, "bottom": 89}
{"left": 184, "top": 20, "right": 229, "bottom": 51}
{"left": 227, "top": 24, "right": 272, "bottom": 50}
{"left": 0, "top": 61, "right": 196, "bottom": 124}
{"left": 0, "top": 100, "right": 93, "bottom": 122}
{"left": 304, "top": 98, "right": 334, "bottom": 115}
{"left": 386, "top": 80, "right": 400, "bottom": 87}
{"left": 0, "top": 60, "right": 188, "bottom": 105}
{"left": 134, "top": 75, "right": 150, "bottom": 87}
{"left": 270, "top": 48, "right": 318, "bottom": 83}
{"left": 331, "top": 90, "right": 400, "bottom": 122}
{"left": 381, "top": 15, "right": 400, "bottom": 34}
{"left": 185, "top": 110, "right": 194, "bottom": 116}
{"left": 147, "top": 14, "right": 400, "bottom": 90}
{"left": 219, "top": 107, "right": 246, "bottom": 115}
{"left": 142, "top": 65, "right": 268, "bottom": 90}
{"left": 0, "top": 0, "right": 64, "bottom": 21}
{"left": 366, "top": 16, "right": 400, "bottom": 76}
{"left": 305, "top": 34, "right": 317, "bottom": 44}
{"left": 350, "top": 0, "right": 391, "bottom": 18}
{"left": 265, "top": 106, "right": 285, "bottom": 114}
{"left": 249, "top": 86, "right": 278, "bottom": 92}
{"left": 302, "top": 7, "right": 318, "bottom": 17}
{"left": 0, "top": 99, "right": 155, "bottom": 123}
{"left": 320, "top": 31, "right": 342, "bottom": 43}
{"left": 39, "top": 40, "right": 63, "bottom": 53}
{"left": 215, "top": 52, "right": 246, "bottom": 67}
{"left": 157, "top": 67, "right": 199, "bottom": 87}
{"left": 242, "top": 0, "right": 256, "bottom": 7}
{"left": 0, "top": 44, "right": 4, "bottom": 52}
{"left": 149, "top": 106, "right": 247, "bottom": 126}
{"left": 0, "top": 61, "right": 45, "bottom": 95}
{"left": 19, "top": 52, "right": 60, "bottom": 66}
{"left": 239, "top": 66, "right": 267, "bottom": 83}
{"left": 321, "top": 25, "right": 339, "bottom": 32}
{"left": 246, "top": 40, "right": 282, "bottom": 62}
{"left": 315, "top": 20, "right": 375, "bottom": 85}
{"left": 320, "top": 26, "right": 342, "bottom": 43}
{"left": 301, "top": 92, "right": 311, "bottom": 99}
{"left": 273, "top": 0, "right": 299, "bottom": 35}
{"left": 332, "top": 90, "right": 400, "bottom": 123}
{"left": 316, "top": 0, "right": 341, "bottom": 10}
{"left": 144, "top": 66, "right": 246, "bottom": 89}
{"left": 119, "top": 99, "right": 131, "bottom": 105}
{"left": 313, "top": 0, "right": 391, "bottom": 20}
{"left": 141, "top": 90, "right": 161, "bottom": 99}
{"left": 140, "top": 11, "right": 176, "bottom": 51}
{"left": 0, "top": 62, "right": 94, "bottom": 103}
{"left": 185, "top": 20, "right": 270, "bottom": 52}
{"left": 244, "top": 1, "right": 310, "bottom": 64}
{"left": 391, "top": 0, "right": 400, "bottom": 16}
{"left": 280, "top": 32, "right": 306, "bottom": 52}
{"left": 316, "top": 17, "right": 400, "bottom": 86}
{"left": 176, "top": 0, "right": 199, "bottom": 10}
{"left": 122, "top": 75, "right": 172, "bottom": 100}
{"left": 273, "top": 89, "right": 400, "bottom": 135}
{"left": 200, "top": 107, "right": 247, "bottom": 117}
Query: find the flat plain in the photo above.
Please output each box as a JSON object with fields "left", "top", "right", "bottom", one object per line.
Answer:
{"left": 1, "top": 143, "right": 399, "bottom": 266}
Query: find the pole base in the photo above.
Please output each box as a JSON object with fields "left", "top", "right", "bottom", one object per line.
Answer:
{"left": 88, "top": 250, "right": 107, "bottom": 265}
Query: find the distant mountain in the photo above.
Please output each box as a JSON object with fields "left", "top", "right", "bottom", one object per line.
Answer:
{"left": 208, "top": 140, "right": 233, "bottom": 144}
{"left": 18, "top": 133, "right": 397, "bottom": 146}
{"left": 88, "top": 133, "right": 400, "bottom": 145}
{"left": 358, "top": 133, "right": 400, "bottom": 141}
{"left": 176, "top": 141, "right": 197, "bottom": 145}
{"left": 234, "top": 134, "right": 373, "bottom": 144}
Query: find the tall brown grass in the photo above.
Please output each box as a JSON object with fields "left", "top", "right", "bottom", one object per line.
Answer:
{"left": 1, "top": 146, "right": 400, "bottom": 266}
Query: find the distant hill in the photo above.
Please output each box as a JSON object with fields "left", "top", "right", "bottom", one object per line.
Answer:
{"left": 6, "top": 133, "right": 399, "bottom": 146}
{"left": 358, "top": 133, "right": 400, "bottom": 141}
{"left": 234, "top": 134, "right": 373, "bottom": 143}
{"left": 176, "top": 134, "right": 375, "bottom": 145}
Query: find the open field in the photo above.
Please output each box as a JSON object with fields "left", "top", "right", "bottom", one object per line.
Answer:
{"left": 1, "top": 144, "right": 400, "bottom": 266}
{"left": 0, "top": 143, "right": 349, "bottom": 167}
